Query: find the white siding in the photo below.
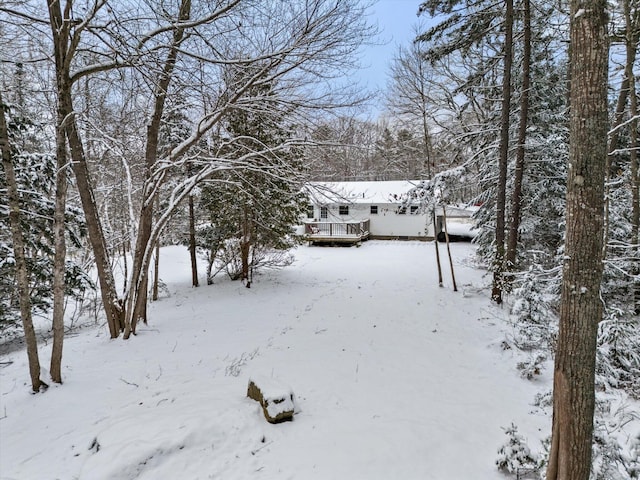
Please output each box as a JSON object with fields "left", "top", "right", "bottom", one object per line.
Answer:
{"left": 309, "top": 203, "right": 433, "bottom": 238}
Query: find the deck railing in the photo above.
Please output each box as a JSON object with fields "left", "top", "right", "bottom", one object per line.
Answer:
{"left": 304, "top": 219, "right": 370, "bottom": 238}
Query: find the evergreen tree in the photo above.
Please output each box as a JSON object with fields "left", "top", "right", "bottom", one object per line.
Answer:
{"left": 0, "top": 95, "right": 90, "bottom": 334}
{"left": 199, "top": 71, "right": 306, "bottom": 287}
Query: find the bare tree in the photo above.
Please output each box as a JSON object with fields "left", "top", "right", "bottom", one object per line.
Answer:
{"left": 45, "top": 0, "right": 125, "bottom": 338}
{"left": 490, "top": 0, "right": 514, "bottom": 304}
{"left": 50, "top": 72, "right": 68, "bottom": 384}
{"left": 505, "top": 0, "right": 531, "bottom": 272}
{"left": 546, "top": 0, "right": 609, "bottom": 477}
{"left": 4, "top": 0, "right": 374, "bottom": 341}
{"left": 387, "top": 29, "right": 437, "bottom": 178}
{"left": 621, "top": 0, "right": 639, "bottom": 313}
{"left": 0, "top": 90, "right": 46, "bottom": 393}
{"left": 121, "top": 0, "right": 375, "bottom": 337}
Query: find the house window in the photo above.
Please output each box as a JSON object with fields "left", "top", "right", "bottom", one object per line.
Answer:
{"left": 339, "top": 205, "right": 349, "bottom": 215}
{"left": 370, "top": 205, "right": 378, "bottom": 215}
{"left": 410, "top": 205, "right": 419, "bottom": 214}
{"left": 320, "top": 206, "right": 328, "bottom": 219}
{"left": 306, "top": 205, "right": 314, "bottom": 219}
{"left": 397, "top": 206, "right": 407, "bottom": 215}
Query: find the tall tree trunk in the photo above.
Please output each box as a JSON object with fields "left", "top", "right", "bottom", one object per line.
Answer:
{"left": 491, "top": 0, "right": 514, "bottom": 304}
{"left": 0, "top": 92, "right": 45, "bottom": 393}
{"left": 546, "top": 1, "right": 609, "bottom": 478}
{"left": 64, "top": 96, "right": 124, "bottom": 338}
{"left": 125, "top": 0, "right": 191, "bottom": 338}
{"left": 47, "top": 0, "right": 123, "bottom": 339}
{"left": 604, "top": 13, "right": 637, "bottom": 258}
{"left": 505, "top": 0, "right": 531, "bottom": 272}
{"left": 189, "top": 194, "right": 199, "bottom": 287}
{"left": 50, "top": 99, "right": 68, "bottom": 384}
{"left": 623, "top": 0, "right": 639, "bottom": 314}
{"left": 417, "top": 58, "right": 433, "bottom": 178}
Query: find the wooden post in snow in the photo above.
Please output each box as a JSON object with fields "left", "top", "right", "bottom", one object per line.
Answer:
{"left": 442, "top": 205, "right": 458, "bottom": 292}
{"left": 432, "top": 209, "right": 444, "bottom": 287}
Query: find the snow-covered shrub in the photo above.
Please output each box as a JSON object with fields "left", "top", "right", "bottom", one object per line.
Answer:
{"left": 628, "top": 434, "right": 640, "bottom": 478}
{"left": 496, "top": 423, "right": 539, "bottom": 476}
{"left": 216, "top": 238, "right": 294, "bottom": 283}
{"left": 596, "top": 313, "right": 640, "bottom": 398}
{"left": 532, "top": 390, "right": 553, "bottom": 409}
{"left": 509, "top": 263, "right": 559, "bottom": 353}
{"left": 590, "top": 398, "right": 640, "bottom": 480}
{"left": 596, "top": 167, "right": 640, "bottom": 398}
{"left": 517, "top": 353, "right": 547, "bottom": 380}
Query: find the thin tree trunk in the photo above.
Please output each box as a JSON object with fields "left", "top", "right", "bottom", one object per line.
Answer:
{"left": 608, "top": 78, "right": 632, "bottom": 158}
{"left": 47, "top": 0, "right": 123, "bottom": 339}
{"left": 241, "top": 204, "right": 251, "bottom": 287}
{"left": 505, "top": 0, "right": 531, "bottom": 272}
{"left": 121, "top": 231, "right": 129, "bottom": 296}
{"left": 603, "top": 21, "right": 637, "bottom": 259}
{"left": 417, "top": 59, "right": 433, "bottom": 178}
{"left": 0, "top": 92, "right": 45, "bottom": 393}
{"left": 152, "top": 196, "right": 160, "bottom": 302}
{"left": 623, "top": 0, "right": 639, "bottom": 314}
{"left": 189, "top": 194, "right": 199, "bottom": 287}
{"left": 125, "top": 0, "right": 191, "bottom": 338}
{"left": 64, "top": 100, "right": 124, "bottom": 337}
{"left": 433, "top": 211, "right": 443, "bottom": 287}
{"left": 630, "top": 75, "right": 639, "bottom": 314}
{"left": 50, "top": 99, "right": 68, "bottom": 384}
{"left": 546, "top": 0, "right": 609, "bottom": 477}
{"left": 491, "top": 0, "right": 514, "bottom": 304}
{"left": 442, "top": 205, "right": 457, "bottom": 292}
{"left": 152, "top": 239, "right": 160, "bottom": 301}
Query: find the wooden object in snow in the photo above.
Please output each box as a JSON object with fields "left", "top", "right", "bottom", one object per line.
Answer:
{"left": 247, "top": 377, "right": 295, "bottom": 424}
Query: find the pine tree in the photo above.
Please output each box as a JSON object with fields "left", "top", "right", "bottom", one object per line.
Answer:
{"left": 0, "top": 90, "right": 89, "bottom": 334}
{"left": 199, "top": 71, "right": 306, "bottom": 286}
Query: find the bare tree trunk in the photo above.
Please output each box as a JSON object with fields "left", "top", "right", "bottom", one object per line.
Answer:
{"left": 47, "top": 0, "right": 123, "bottom": 339}
{"left": 125, "top": 0, "right": 191, "bottom": 338}
{"left": 50, "top": 99, "right": 68, "bottom": 384}
{"left": 0, "top": 92, "right": 45, "bottom": 393}
{"left": 505, "top": 0, "right": 531, "bottom": 272}
{"left": 442, "top": 206, "right": 457, "bottom": 292}
{"left": 241, "top": 204, "right": 251, "bottom": 287}
{"left": 491, "top": 0, "right": 514, "bottom": 304}
{"left": 121, "top": 232, "right": 129, "bottom": 296}
{"left": 189, "top": 194, "right": 199, "bottom": 287}
{"left": 623, "top": 0, "right": 639, "bottom": 314}
{"left": 604, "top": 12, "right": 637, "bottom": 258}
{"left": 64, "top": 98, "right": 124, "bottom": 337}
{"left": 546, "top": 0, "right": 608, "bottom": 477}
{"left": 152, "top": 239, "right": 160, "bottom": 301}
{"left": 630, "top": 73, "right": 639, "bottom": 314}
{"left": 433, "top": 211, "right": 443, "bottom": 287}
{"left": 417, "top": 58, "right": 433, "bottom": 178}
{"left": 152, "top": 196, "right": 160, "bottom": 302}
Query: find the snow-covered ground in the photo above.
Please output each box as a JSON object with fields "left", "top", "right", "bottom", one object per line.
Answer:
{"left": 1, "top": 241, "right": 553, "bottom": 479}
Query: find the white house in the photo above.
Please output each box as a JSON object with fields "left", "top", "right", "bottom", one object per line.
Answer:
{"left": 302, "top": 180, "right": 476, "bottom": 244}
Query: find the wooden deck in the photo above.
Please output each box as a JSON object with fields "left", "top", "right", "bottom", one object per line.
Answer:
{"left": 304, "top": 220, "right": 370, "bottom": 245}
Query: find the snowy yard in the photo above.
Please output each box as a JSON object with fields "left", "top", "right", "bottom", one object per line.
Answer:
{"left": 1, "top": 241, "right": 552, "bottom": 479}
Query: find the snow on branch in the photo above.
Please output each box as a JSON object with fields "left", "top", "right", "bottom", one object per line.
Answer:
{"left": 403, "top": 165, "right": 468, "bottom": 214}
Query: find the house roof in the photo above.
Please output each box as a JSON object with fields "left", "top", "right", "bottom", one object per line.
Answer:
{"left": 305, "top": 180, "right": 477, "bottom": 218}
{"left": 305, "top": 180, "right": 422, "bottom": 205}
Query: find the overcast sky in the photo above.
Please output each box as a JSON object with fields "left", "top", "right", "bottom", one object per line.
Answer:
{"left": 356, "top": 0, "right": 429, "bottom": 116}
